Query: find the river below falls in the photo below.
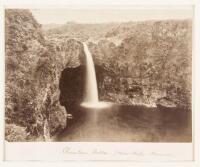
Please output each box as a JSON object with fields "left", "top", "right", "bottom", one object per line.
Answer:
{"left": 55, "top": 105, "right": 192, "bottom": 142}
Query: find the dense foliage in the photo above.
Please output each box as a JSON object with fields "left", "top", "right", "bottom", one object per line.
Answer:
{"left": 46, "top": 20, "right": 192, "bottom": 108}
{"left": 89, "top": 20, "right": 192, "bottom": 108}
{"left": 5, "top": 10, "right": 68, "bottom": 141}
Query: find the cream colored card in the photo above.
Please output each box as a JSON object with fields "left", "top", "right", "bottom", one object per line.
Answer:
{"left": 1, "top": 1, "right": 199, "bottom": 164}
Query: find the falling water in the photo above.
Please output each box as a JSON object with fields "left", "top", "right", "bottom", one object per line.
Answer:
{"left": 83, "top": 42, "right": 98, "bottom": 103}
{"left": 81, "top": 42, "right": 112, "bottom": 108}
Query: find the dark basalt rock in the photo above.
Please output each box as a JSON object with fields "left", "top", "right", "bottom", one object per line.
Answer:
{"left": 59, "top": 65, "right": 111, "bottom": 117}
{"left": 59, "top": 66, "right": 85, "bottom": 114}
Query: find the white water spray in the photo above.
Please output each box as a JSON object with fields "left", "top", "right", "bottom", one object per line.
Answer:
{"left": 83, "top": 42, "right": 98, "bottom": 103}
{"left": 81, "top": 42, "right": 112, "bottom": 108}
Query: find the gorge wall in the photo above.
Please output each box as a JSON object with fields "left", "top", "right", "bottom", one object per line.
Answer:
{"left": 55, "top": 20, "right": 192, "bottom": 109}
{"left": 5, "top": 10, "right": 84, "bottom": 141}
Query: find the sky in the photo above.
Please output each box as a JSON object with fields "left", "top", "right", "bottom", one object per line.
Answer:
{"left": 31, "top": 8, "right": 193, "bottom": 24}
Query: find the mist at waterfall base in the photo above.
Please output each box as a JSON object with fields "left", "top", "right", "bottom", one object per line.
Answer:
{"left": 80, "top": 42, "right": 112, "bottom": 109}
{"left": 55, "top": 43, "right": 192, "bottom": 142}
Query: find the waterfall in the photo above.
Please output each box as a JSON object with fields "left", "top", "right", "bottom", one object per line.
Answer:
{"left": 83, "top": 42, "right": 99, "bottom": 103}
{"left": 81, "top": 42, "right": 112, "bottom": 109}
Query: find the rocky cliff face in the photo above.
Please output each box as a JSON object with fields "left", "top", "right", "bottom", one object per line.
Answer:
{"left": 49, "top": 20, "right": 192, "bottom": 109}
{"left": 87, "top": 20, "right": 192, "bottom": 108}
{"left": 5, "top": 10, "right": 84, "bottom": 141}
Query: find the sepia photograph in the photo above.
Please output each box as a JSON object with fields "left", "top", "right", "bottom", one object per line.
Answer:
{"left": 2, "top": 0, "right": 200, "bottom": 164}
{"left": 4, "top": 7, "right": 193, "bottom": 144}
